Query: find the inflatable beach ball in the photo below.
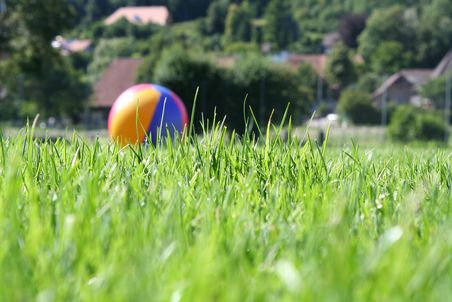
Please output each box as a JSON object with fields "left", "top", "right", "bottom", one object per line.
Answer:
{"left": 108, "top": 84, "right": 188, "bottom": 145}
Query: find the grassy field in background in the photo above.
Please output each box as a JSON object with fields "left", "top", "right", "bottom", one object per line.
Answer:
{"left": 0, "top": 126, "right": 450, "bottom": 301}
{"left": 2, "top": 124, "right": 387, "bottom": 146}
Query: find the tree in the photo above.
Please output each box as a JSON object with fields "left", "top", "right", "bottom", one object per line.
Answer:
{"left": 153, "top": 47, "right": 227, "bottom": 129}
{"left": 224, "top": 2, "right": 253, "bottom": 43}
{"left": 419, "top": 71, "right": 452, "bottom": 109}
{"left": 232, "top": 54, "right": 310, "bottom": 124}
{"left": 371, "top": 41, "right": 412, "bottom": 75}
{"left": 325, "top": 43, "right": 357, "bottom": 90}
{"left": 388, "top": 105, "right": 446, "bottom": 142}
{"left": 135, "top": 52, "right": 161, "bottom": 83}
{"left": 1, "top": 0, "right": 75, "bottom": 74}
{"left": 83, "top": 0, "right": 112, "bottom": 25}
{"left": 25, "top": 60, "right": 91, "bottom": 119}
{"left": 358, "top": 5, "right": 417, "bottom": 63}
{"left": 351, "top": 73, "right": 382, "bottom": 94}
{"left": 152, "top": 48, "right": 311, "bottom": 132}
{"left": 416, "top": 0, "right": 452, "bottom": 67}
{"left": 337, "top": 89, "right": 380, "bottom": 124}
{"left": 263, "top": 0, "right": 298, "bottom": 50}
{"left": 297, "top": 62, "right": 318, "bottom": 105}
{"left": 165, "top": 0, "right": 214, "bottom": 22}
{"left": 87, "top": 38, "right": 137, "bottom": 83}
{"left": 205, "top": 0, "right": 229, "bottom": 34}
{"left": 69, "top": 0, "right": 112, "bottom": 25}
{"left": 338, "top": 13, "right": 367, "bottom": 49}
{"left": 0, "top": 0, "right": 91, "bottom": 120}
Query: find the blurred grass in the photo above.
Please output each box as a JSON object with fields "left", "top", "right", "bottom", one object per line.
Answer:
{"left": 0, "top": 125, "right": 450, "bottom": 301}
{"left": 2, "top": 125, "right": 386, "bottom": 146}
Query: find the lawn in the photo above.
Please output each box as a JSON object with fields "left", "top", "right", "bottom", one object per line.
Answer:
{"left": 0, "top": 125, "right": 450, "bottom": 301}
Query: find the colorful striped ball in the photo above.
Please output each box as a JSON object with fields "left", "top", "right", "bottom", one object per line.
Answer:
{"left": 108, "top": 84, "right": 188, "bottom": 145}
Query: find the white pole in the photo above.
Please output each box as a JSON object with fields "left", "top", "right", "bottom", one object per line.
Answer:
{"left": 382, "top": 88, "right": 388, "bottom": 126}
{"left": 317, "top": 75, "right": 323, "bottom": 105}
{"left": 381, "top": 81, "right": 388, "bottom": 142}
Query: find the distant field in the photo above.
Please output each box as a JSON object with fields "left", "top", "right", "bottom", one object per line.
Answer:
{"left": 0, "top": 127, "right": 450, "bottom": 301}
{"left": 2, "top": 124, "right": 388, "bottom": 146}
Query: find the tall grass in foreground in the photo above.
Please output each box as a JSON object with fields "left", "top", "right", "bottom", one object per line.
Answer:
{"left": 0, "top": 123, "right": 450, "bottom": 301}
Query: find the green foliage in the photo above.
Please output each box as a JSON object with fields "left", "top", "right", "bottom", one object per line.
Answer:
{"left": 5, "top": 0, "right": 452, "bottom": 123}
{"left": 338, "top": 89, "right": 380, "bottom": 124}
{"left": 338, "top": 13, "right": 368, "bottom": 49}
{"left": 1, "top": 0, "right": 74, "bottom": 74}
{"left": 292, "top": 0, "right": 345, "bottom": 33}
{"left": 419, "top": 72, "right": 452, "bottom": 109}
{"left": 205, "top": 0, "right": 229, "bottom": 34}
{"left": 351, "top": 73, "right": 382, "bottom": 93}
{"left": 71, "top": 18, "right": 159, "bottom": 41}
{"left": 224, "top": 3, "right": 253, "bottom": 44}
{"left": 417, "top": 0, "right": 452, "bottom": 67}
{"left": 164, "top": 0, "right": 213, "bottom": 22}
{"left": 64, "top": 0, "right": 452, "bottom": 64}
{"left": 152, "top": 48, "right": 310, "bottom": 131}
{"left": 290, "top": 31, "right": 323, "bottom": 54}
{"left": 135, "top": 52, "right": 161, "bottom": 83}
{"left": 263, "top": 0, "right": 298, "bottom": 50}
{"left": 371, "top": 41, "right": 412, "bottom": 75}
{"left": 0, "top": 0, "right": 90, "bottom": 120}
{"left": 87, "top": 38, "right": 138, "bottom": 83}
{"left": 102, "top": 18, "right": 158, "bottom": 39}
{"left": 153, "top": 47, "right": 228, "bottom": 128}
{"left": 297, "top": 62, "right": 318, "bottom": 104}
{"left": 0, "top": 59, "right": 90, "bottom": 120}
{"left": 325, "top": 43, "right": 357, "bottom": 89}
{"left": 27, "top": 59, "right": 90, "bottom": 119}
{"left": 232, "top": 54, "right": 308, "bottom": 123}
{"left": 388, "top": 105, "right": 447, "bottom": 142}
{"left": 358, "top": 6, "right": 417, "bottom": 64}
{"left": 224, "top": 42, "right": 260, "bottom": 54}
{"left": 67, "top": 51, "right": 93, "bottom": 73}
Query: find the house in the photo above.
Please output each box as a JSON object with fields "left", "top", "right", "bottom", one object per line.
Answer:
{"left": 322, "top": 32, "right": 341, "bottom": 54}
{"left": 282, "top": 53, "right": 363, "bottom": 77}
{"left": 431, "top": 50, "right": 452, "bottom": 78}
{"left": 285, "top": 54, "right": 328, "bottom": 77}
{"left": 372, "top": 69, "right": 433, "bottom": 107}
{"left": 89, "top": 58, "right": 144, "bottom": 126}
{"left": 104, "top": 6, "right": 171, "bottom": 26}
{"left": 51, "top": 36, "right": 92, "bottom": 55}
{"left": 373, "top": 50, "right": 452, "bottom": 108}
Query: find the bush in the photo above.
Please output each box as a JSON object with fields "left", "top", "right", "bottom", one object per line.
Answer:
{"left": 87, "top": 38, "right": 138, "bottom": 83}
{"left": 224, "top": 42, "right": 259, "bottom": 54}
{"left": 388, "top": 105, "right": 446, "bottom": 142}
{"left": 152, "top": 49, "right": 312, "bottom": 132}
{"left": 338, "top": 89, "right": 380, "bottom": 125}
{"left": 153, "top": 47, "right": 228, "bottom": 129}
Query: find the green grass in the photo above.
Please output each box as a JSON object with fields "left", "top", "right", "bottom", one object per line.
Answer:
{"left": 0, "top": 124, "right": 450, "bottom": 301}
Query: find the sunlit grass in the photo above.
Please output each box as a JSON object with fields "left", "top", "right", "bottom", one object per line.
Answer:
{"left": 0, "top": 122, "right": 450, "bottom": 301}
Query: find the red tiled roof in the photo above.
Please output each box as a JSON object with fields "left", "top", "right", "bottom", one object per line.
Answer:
{"left": 52, "top": 36, "right": 92, "bottom": 55}
{"left": 105, "top": 6, "right": 170, "bottom": 26}
{"left": 285, "top": 54, "right": 328, "bottom": 76}
{"left": 215, "top": 56, "right": 236, "bottom": 68}
{"left": 92, "top": 58, "right": 144, "bottom": 108}
{"left": 64, "top": 39, "right": 92, "bottom": 53}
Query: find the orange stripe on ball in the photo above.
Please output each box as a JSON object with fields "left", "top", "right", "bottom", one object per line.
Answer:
{"left": 109, "top": 88, "right": 161, "bottom": 145}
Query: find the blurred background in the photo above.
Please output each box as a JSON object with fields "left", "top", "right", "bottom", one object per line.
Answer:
{"left": 0, "top": 0, "right": 451, "bottom": 143}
